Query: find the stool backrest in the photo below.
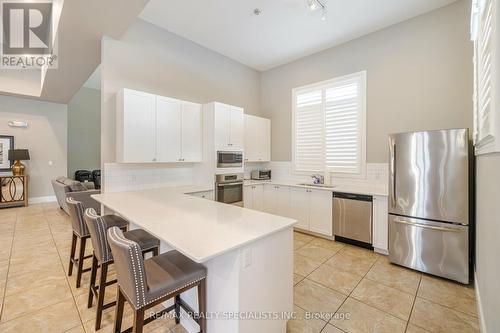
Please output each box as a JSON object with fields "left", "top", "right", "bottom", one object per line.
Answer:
{"left": 66, "top": 197, "right": 88, "bottom": 237}
{"left": 84, "top": 208, "right": 112, "bottom": 263}
{"left": 107, "top": 226, "right": 147, "bottom": 309}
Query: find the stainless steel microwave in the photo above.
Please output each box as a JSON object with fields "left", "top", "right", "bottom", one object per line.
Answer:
{"left": 251, "top": 170, "right": 271, "bottom": 180}
{"left": 217, "top": 151, "right": 243, "bottom": 168}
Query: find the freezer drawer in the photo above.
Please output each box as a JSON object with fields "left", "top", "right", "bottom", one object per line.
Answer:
{"left": 388, "top": 214, "right": 469, "bottom": 283}
{"left": 333, "top": 193, "right": 372, "bottom": 244}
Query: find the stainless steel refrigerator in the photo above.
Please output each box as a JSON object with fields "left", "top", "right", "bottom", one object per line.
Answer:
{"left": 388, "top": 129, "right": 472, "bottom": 284}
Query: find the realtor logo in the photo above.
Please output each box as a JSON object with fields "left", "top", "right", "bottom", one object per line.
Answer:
{"left": 1, "top": 0, "right": 57, "bottom": 68}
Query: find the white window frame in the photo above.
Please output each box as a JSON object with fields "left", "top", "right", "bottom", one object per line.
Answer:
{"left": 292, "top": 71, "right": 367, "bottom": 178}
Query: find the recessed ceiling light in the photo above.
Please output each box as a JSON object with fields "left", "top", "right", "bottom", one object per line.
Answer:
{"left": 253, "top": 8, "right": 262, "bottom": 16}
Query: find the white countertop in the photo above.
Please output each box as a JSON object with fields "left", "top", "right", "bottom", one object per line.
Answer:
{"left": 92, "top": 186, "right": 296, "bottom": 263}
{"left": 244, "top": 179, "right": 388, "bottom": 196}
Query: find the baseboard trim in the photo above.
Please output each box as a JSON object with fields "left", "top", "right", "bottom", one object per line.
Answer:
{"left": 474, "top": 271, "right": 488, "bottom": 333}
{"left": 29, "top": 195, "right": 57, "bottom": 204}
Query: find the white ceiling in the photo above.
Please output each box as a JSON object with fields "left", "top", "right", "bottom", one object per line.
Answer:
{"left": 140, "top": 0, "right": 459, "bottom": 71}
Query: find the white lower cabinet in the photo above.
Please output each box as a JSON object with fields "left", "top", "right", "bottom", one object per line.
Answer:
{"left": 263, "top": 184, "right": 290, "bottom": 217}
{"left": 289, "top": 187, "right": 333, "bottom": 237}
{"left": 372, "top": 195, "right": 388, "bottom": 254}
{"left": 244, "top": 184, "right": 264, "bottom": 210}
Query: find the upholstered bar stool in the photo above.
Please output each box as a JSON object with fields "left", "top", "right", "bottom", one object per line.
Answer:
{"left": 107, "top": 226, "right": 207, "bottom": 333}
{"left": 84, "top": 208, "right": 160, "bottom": 330}
{"left": 66, "top": 197, "right": 128, "bottom": 288}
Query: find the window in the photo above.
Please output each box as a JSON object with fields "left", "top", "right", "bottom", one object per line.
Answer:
{"left": 292, "top": 71, "right": 366, "bottom": 175}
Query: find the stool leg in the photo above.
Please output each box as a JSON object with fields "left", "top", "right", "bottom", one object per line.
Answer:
{"left": 113, "top": 288, "right": 125, "bottom": 333}
{"left": 198, "top": 279, "right": 207, "bottom": 333}
{"left": 68, "top": 233, "right": 77, "bottom": 276}
{"left": 153, "top": 246, "right": 159, "bottom": 257}
{"left": 87, "top": 254, "right": 98, "bottom": 308}
{"left": 76, "top": 237, "right": 87, "bottom": 288}
{"left": 174, "top": 295, "right": 181, "bottom": 324}
{"left": 133, "top": 308, "right": 145, "bottom": 333}
{"left": 95, "top": 261, "right": 108, "bottom": 330}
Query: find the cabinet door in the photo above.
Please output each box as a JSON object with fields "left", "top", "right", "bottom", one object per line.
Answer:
{"left": 260, "top": 117, "right": 271, "bottom": 162}
{"left": 122, "top": 90, "right": 156, "bottom": 162}
{"left": 229, "top": 106, "right": 244, "bottom": 149}
{"left": 372, "top": 195, "right": 389, "bottom": 253}
{"left": 275, "top": 185, "right": 290, "bottom": 217}
{"left": 263, "top": 184, "right": 276, "bottom": 214}
{"left": 244, "top": 115, "right": 259, "bottom": 162}
{"left": 252, "top": 184, "right": 264, "bottom": 211}
{"left": 181, "top": 101, "right": 202, "bottom": 162}
{"left": 156, "top": 96, "right": 182, "bottom": 162}
{"left": 214, "top": 103, "right": 231, "bottom": 149}
{"left": 290, "top": 187, "right": 310, "bottom": 230}
{"left": 243, "top": 185, "right": 254, "bottom": 209}
{"left": 309, "top": 189, "right": 333, "bottom": 236}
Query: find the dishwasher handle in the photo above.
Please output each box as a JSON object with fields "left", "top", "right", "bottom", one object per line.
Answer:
{"left": 333, "top": 192, "right": 372, "bottom": 202}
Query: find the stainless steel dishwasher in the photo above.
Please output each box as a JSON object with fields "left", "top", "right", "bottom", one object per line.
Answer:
{"left": 333, "top": 192, "right": 373, "bottom": 248}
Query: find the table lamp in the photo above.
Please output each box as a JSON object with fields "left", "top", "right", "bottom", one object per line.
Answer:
{"left": 8, "top": 149, "right": 30, "bottom": 176}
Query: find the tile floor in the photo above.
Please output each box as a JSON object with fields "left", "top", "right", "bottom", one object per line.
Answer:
{"left": 290, "top": 232, "right": 480, "bottom": 333}
{"left": 0, "top": 204, "right": 480, "bottom": 333}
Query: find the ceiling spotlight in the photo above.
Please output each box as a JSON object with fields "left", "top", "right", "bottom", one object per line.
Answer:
{"left": 307, "top": 0, "right": 327, "bottom": 21}
{"left": 253, "top": 8, "right": 262, "bottom": 15}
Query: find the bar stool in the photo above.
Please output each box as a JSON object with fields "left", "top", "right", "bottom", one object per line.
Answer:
{"left": 107, "top": 226, "right": 207, "bottom": 333}
{"left": 84, "top": 208, "right": 160, "bottom": 331}
{"left": 66, "top": 197, "right": 128, "bottom": 288}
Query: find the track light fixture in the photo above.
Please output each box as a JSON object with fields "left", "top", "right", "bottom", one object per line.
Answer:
{"left": 307, "top": 0, "right": 327, "bottom": 21}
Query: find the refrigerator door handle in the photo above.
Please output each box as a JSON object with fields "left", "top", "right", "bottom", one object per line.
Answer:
{"left": 389, "top": 140, "right": 396, "bottom": 207}
{"left": 393, "top": 218, "right": 461, "bottom": 232}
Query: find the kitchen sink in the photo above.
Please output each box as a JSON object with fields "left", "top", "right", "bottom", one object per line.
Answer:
{"left": 297, "top": 183, "right": 337, "bottom": 189}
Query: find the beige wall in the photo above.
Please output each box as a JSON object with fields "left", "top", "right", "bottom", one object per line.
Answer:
{"left": 475, "top": 154, "right": 500, "bottom": 333}
{"left": 67, "top": 87, "right": 101, "bottom": 178}
{"left": 0, "top": 95, "right": 67, "bottom": 199}
{"left": 101, "top": 19, "right": 261, "bottom": 165}
{"left": 260, "top": 0, "right": 473, "bottom": 162}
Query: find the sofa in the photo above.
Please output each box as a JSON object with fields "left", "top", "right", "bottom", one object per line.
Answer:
{"left": 51, "top": 176, "right": 101, "bottom": 215}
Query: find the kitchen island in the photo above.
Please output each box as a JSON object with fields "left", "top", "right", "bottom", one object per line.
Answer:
{"left": 92, "top": 186, "right": 296, "bottom": 333}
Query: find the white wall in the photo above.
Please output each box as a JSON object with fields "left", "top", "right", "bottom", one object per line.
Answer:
{"left": 101, "top": 19, "right": 262, "bottom": 167}
{"left": 0, "top": 95, "right": 67, "bottom": 200}
{"left": 67, "top": 87, "right": 101, "bottom": 178}
{"left": 475, "top": 154, "right": 500, "bottom": 333}
{"left": 260, "top": 0, "right": 473, "bottom": 162}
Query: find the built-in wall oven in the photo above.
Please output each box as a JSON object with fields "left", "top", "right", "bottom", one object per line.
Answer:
{"left": 217, "top": 151, "right": 243, "bottom": 168}
{"left": 215, "top": 173, "right": 244, "bottom": 206}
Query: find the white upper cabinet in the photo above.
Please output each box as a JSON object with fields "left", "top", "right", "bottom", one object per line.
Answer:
{"left": 156, "top": 96, "right": 182, "bottom": 162}
{"left": 116, "top": 89, "right": 202, "bottom": 163}
{"left": 214, "top": 102, "right": 244, "bottom": 150}
{"left": 117, "top": 89, "right": 157, "bottom": 163}
{"left": 244, "top": 114, "right": 271, "bottom": 162}
{"left": 181, "top": 101, "right": 202, "bottom": 162}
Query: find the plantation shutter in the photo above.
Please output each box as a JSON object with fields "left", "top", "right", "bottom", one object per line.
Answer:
{"left": 325, "top": 76, "right": 364, "bottom": 174}
{"left": 294, "top": 90, "right": 324, "bottom": 172}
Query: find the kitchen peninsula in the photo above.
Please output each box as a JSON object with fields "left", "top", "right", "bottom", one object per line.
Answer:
{"left": 92, "top": 186, "right": 296, "bottom": 333}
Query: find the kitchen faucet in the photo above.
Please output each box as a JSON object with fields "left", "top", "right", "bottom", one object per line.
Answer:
{"left": 311, "top": 173, "right": 324, "bottom": 184}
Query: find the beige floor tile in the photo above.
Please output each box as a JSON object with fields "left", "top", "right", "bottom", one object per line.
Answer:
{"left": 296, "top": 244, "right": 338, "bottom": 262}
{"left": 74, "top": 289, "right": 116, "bottom": 323}
{"left": 330, "top": 297, "right": 406, "bottom": 333}
{"left": 309, "top": 238, "right": 344, "bottom": 252}
{"left": 7, "top": 253, "right": 62, "bottom": 278}
{"left": 294, "top": 232, "right": 316, "bottom": 244}
{"left": 294, "top": 239, "right": 308, "bottom": 250}
{"left": 325, "top": 250, "right": 376, "bottom": 276}
{"left": 365, "top": 258, "right": 421, "bottom": 294}
{"left": 0, "top": 299, "right": 80, "bottom": 332}
{"left": 321, "top": 324, "right": 344, "bottom": 333}
{"left": 351, "top": 278, "right": 414, "bottom": 320}
{"left": 168, "top": 325, "right": 189, "bottom": 333}
{"left": 5, "top": 266, "right": 67, "bottom": 296}
{"left": 338, "top": 245, "right": 380, "bottom": 261}
{"left": 294, "top": 279, "right": 346, "bottom": 321}
{"left": 83, "top": 310, "right": 134, "bottom": 333}
{"left": 294, "top": 254, "right": 324, "bottom": 276}
{"left": 293, "top": 274, "right": 304, "bottom": 286}
{"left": 406, "top": 324, "right": 431, "bottom": 333}
{"left": 1, "top": 278, "right": 73, "bottom": 322}
{"left": 65, "top": 325, "right": 87, "bottom": 333}
{"left": 410, "top": 297, "right": 479, "bottom": 333}
{"left": 417, "top": 275, "right": 477, "bottom": 317}
{"left": 287, "top": 305, "right": 327, "bottom": 333}
{"left": 308, "top": 264, "right": 362, "bottom": 295}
